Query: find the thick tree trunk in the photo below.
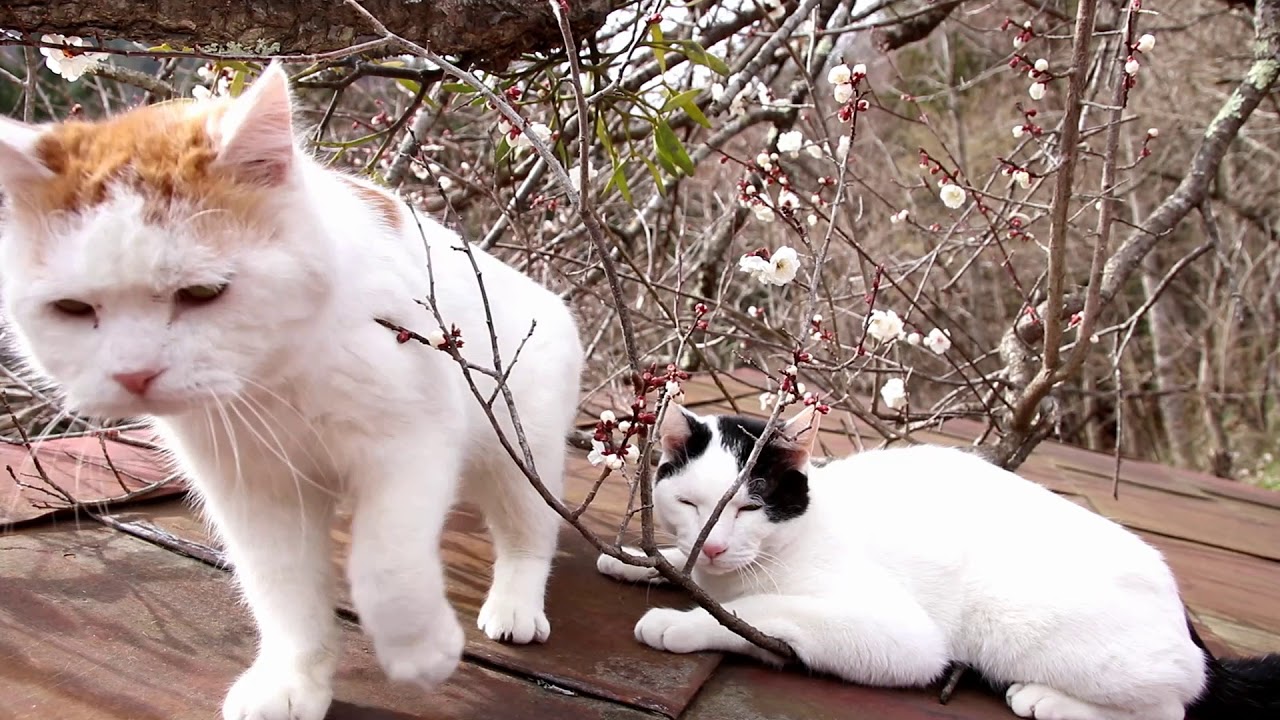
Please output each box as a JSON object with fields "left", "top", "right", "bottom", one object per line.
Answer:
{"left": 1141, "top": 250, "right": 1195, "bottom": 467}
{"left": 0, "top": 0, "right": 623, "bottom": 68}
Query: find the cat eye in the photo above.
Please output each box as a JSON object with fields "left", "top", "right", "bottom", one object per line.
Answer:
{"left": 52, "top": 298, "right": 95, "bottom": 317}
{"left": 739, "top": 504, "right": 764, "bottom": 513}
{"left": 175, "top": 283, "right": 228, "bottom": 305}
{"left": 678, "top": 498, "right": 697, "bottom": 508}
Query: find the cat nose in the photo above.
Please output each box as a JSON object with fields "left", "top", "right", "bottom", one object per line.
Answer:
{"left": 701, "top": 543, "right": 728, "bottom": 560}
{"left": 112, "top": 368, "right": 165, "bottom": 396}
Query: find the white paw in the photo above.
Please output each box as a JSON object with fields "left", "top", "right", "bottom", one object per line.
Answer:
{"left": 596, "top": 549, "right": 662, "bottom": 583}
{"left": 375, "top": 613, "right": 465, "bottom": 690}
{"left": 1006, "top": 683, "right": 1095, "bottom": 720}
{"left": 634, "top": 607, "right": 717, "bottom": 654}
{"left": 222, "top": 660, "right": 333, "bottom": 720}
{"left": 477, "top": 591, "right": 550, "bottom": 644}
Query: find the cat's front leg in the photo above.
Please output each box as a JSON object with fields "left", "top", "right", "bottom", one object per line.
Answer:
{"left": 597, "top": 546, "right": 689, "bottom": 584}
{"left": 192, "top": 470, "right": 339, "bottom": 720}
{"left": 636, "top": 593, "right": 950, "bottom": 688}
{"left": 346, "top": 435, "right": 466, "bottom": 691}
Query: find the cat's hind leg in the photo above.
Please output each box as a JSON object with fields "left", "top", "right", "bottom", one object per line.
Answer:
{"left": 467, "top": 435, "right": 564, "bottom": 644}
{"left": 1005, "top": 683, "right": 1184, "bottom": 720}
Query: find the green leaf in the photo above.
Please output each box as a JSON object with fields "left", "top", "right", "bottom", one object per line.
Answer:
{"left": 662, "top": 89, "right": 711, "bottom": 129}
{"left": 595, "top": 113, "right": 615, "bottom": 157}
{"left": 677, "top": 40, "right": 730, "bottom": 77}
{"left": 606, "top": 159, "right": 633, "bottom": 205}
{"left": 641, "top": 155, "right": 666, "bottom": 195}
{"left": 397, "top": 78, "right": 422, "bottom": 95}
{"left": 229, "top": 68, "right": 248, "bottom": 98}
{"left": 443, "top": 82, "right": 477, "bottom": 94}
{"left": 653, "top": 119, "right": 696, "bottom": 176}
{"left": 650, "top": 25, "right": 667, "bottom": 73}
{"left": 495, "top": 136, "right": 512, "bottom": 165}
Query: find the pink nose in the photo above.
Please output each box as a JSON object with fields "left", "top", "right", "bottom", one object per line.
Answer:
{"left": 112, "top": 368, "right": 164, "bottom": 396}
{"left": 701, "top": 543, "right": 728, "bottom": 560}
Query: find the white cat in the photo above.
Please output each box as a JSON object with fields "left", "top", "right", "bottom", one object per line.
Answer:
{"left": 598, "top": 405, "right": 1280, "bottom": 720}
{"left": 0, "top": 64, "right": 583, "bottom": 720}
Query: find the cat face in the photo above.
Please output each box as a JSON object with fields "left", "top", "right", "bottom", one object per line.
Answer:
{"left": 653, "top": 406, "right": 818, "bottom": 575}
{"left": 0, "top": 65, "right": 331, "bottom": 418}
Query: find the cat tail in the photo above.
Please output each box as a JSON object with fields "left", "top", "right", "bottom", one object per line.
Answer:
{"left": 1186, "top": 617, "right": 1280, "bottom": 720}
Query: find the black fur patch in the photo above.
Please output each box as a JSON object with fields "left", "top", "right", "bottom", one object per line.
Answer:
{"left": 716, "top": 415, "right": 809, "bottom": 523}
{"left": 656, "top": 412, "right": 712, "bottom": 482}
{"left": 1188, "top": 620, "right": 1280, "bottom": 719}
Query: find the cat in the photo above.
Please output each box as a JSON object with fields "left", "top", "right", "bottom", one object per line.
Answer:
{"left": 0, "top": 63, "right": 583, "bottom": 720}
{"left": 597, "top": 405, "right": 1280, "bottom": 720}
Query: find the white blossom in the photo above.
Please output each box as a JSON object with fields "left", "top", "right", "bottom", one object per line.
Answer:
{"left": 827, "top": 64, "right": 852, "bottom": 86}
{"left": 1012, "top": 124, "right": 1026, "bottom": 139}
{"left": 924, "top": 328, "right": 952, "bottom": 354}
{"left": 738, "top": 246, "right": 799, "bottom": 286}
{"left": 907, "top": 332, "right": 922, "bottom": 346}
{"left": 514, "top": 122, "right": 553, "bottom": 151}
{"left": 807, "top": 214, "right": 818, "bottom": 226}
{"left": 1125, "top": 58, "right": 1140, "bottom": 76}
{"left": 777, "top": 189, "right": 801, "bottom": 211}
{"left": 833, "top": 82, "right": 854, "bottom": 105}
{"left": 880, "top": 378, "right": 908, "bottom": 410}
{"left": 759, "top": 391, "right": 776, "bottom": 410}
{"left": 837, "top": 135, "right": 851, "bottom": 160}
{"left": 425, "top": 330, "right": 448, "bottom": 349}
{"left": 867, "top": 309, "right": 906, "bottom": 343}
{"left": 39, "top": 34, "right": 107, "bottom": 82}
{"left": 939, "top": 183, "right": 967, "bottom": 209}
{"left": 599, "top": 410, "right": 617, "bottom": 424}
{"left": 747, "top": 305, "right": 762, "bottom": 319}
{"left": 624, "top": 444, "right": 641, "bottom": 464}
{"left": 437, "top": 176, "right": 456, "bottom": 191}
{"left": 1034, "top": 58, "right": 1049, "bottom": 72}
{"left": 588, "top": 439, "right": 608, "bottom": 466}
{"left": 569, "top": 163, "right": 599, "bottom": 193}
{"left": 756, "top": 152, "right": 773, "bottom": 170}
{"left": 605, "top": 454, "right": 625, "bottom": 471}
{"left": 1147, "top": 127, "right": 1160, "bottom": 138}
{"left": 851, "top": 63, "right": 867, "bottom": 76}
{"left": 1029, "top": 82, "right": 1047, "bottom": 100}
{"left": 618, "top": 420, "right": 632, "bottom": 433}
{"left": 812, "top": 313, "right": 823, "bottom": 323}
{"left": 890, "top": 209, "right": 909, "bottom": 224}
{"left": 752, "top": 204, "right": 776, "bottom": 223}
{"left": 777, "top": 130, "right": 804, "bottom": 156}
{"left": 1013, "top": 36, "right": 1026, "bottom": 50}
{"left": 1137, "top": 34, "right": 1155, "bottom": 53}
{"left": 711, "top": 83, "right": 726, "bottom": 102}
{"left": 1012, "top": 170, "right": 1032, "bottom": 189}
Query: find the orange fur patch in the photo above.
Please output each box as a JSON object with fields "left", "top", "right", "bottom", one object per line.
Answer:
{"left": 337, "top": 176, "right": 402, "bottom": 233}
{"left": 16, "top": 99, "right": 270, "bottom": 225}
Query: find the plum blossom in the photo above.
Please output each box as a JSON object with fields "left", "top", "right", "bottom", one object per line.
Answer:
{"left": 1012, "top": 125, "right": 1026, "bottom": 139}
{"left": 1124, "top": 57, "right": 1140, "bottom": 76}
{"left": 777, "top": 130, "right": 804, "bottom": 156}
{"left": 738, "top": 247, "right": 799, "bottom": 286}
{"left": 907, "top": 332, "right": 922, "bottom": 346}
{"left": 424, "top": 330, "right": 449, "bottom": 349}
{"left": 760, "top": 392, "right": 776, "bottom": 410}
{"left": 890, "top": 209, "right": 909, "bottom": 224}
{"left": 39, "top": 35, "right": 107, "bottom": 82}
{"left": 777, "top": 189, "right": 801, "bottom": 211}
{"left": 752, "top": 204, "right": 776, "bottom": 223}
{"left": 513, "top": 122, "right": 553, "bottom": 151}
{"left": 923, "top": 328, "right": 952, "bottom": 354}
{"left": 827, "top": 64, "right": 852, "bottom": 85}
{"left": 569, "top": 163, "right": 599, "bottom": 193}
{"left": 833, "top": 83, "right": 854, "bottom": 104}
{"left": 867, "top": 309, "right": 906, "bottom": 343}
{"left": 1137, "top": 34, "right": 1155, "bottom": 53}
{"left": 880, "top": 378, "right": 908, "bottom": 410}
{"left": 588, "top": 440, "right": 609, "bottom": 466}
{"left": 939, "top": 182, "right": 966, "bottom": 209}
{"left": 1012, "top": 170, "right": 1032, "bottom": 189}
{"left": 1034, "top": 58, "right": 1049, "bottom": 72}
{"left": 1029, "top": 82, "right": 1047, "bottom": 100}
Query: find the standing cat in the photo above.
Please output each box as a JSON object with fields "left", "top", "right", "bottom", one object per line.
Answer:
{"left": 0, "top": 64, "right": 583, "bottom": 720}
{"left": 598, "top": 406, "right": 1280, "bottom": 720}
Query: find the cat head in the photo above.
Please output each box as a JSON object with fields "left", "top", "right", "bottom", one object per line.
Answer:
{"left": 0, "top": 64, "right": 334, "bottom": 418}
{"left": 653, "top": 405, "right": 819, "bottom": 574}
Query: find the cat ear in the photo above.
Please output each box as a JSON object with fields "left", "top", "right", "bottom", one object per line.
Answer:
{"left": 0, "top": 115, "right": 54, "bottom": 189}
{"left": 778, "top": 405, "right": 822, "bottom": 465}
{"left": 658, "top": 406, "right": 699, "bottom": 455}
{"left": 212, "top": 62, "right": 295, "bottom": 185}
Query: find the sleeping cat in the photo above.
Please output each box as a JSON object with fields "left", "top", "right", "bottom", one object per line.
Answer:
{"left": 0, "top": 64, "right": 583, "bottom": 720}
{"left": 598, "top": 405, "right": 1280, "bottom": 720}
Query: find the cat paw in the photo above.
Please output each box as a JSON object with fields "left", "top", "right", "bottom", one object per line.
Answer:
{"left": 1006, "top": 683, "right": 1103, "bottom": 720}
{"left": 597, "top": 549, "right": 663, "bottom": 583}
{"left": 375, "top": 613, "right": 466, "bottom": 690}
{"left": 477, "top": 592, "right": 550, "bottom": 644}
{"left": 222, "top": 660, "right": 333, "bottom": 720}
{"left": 635, "top": 607, "right": 718, "bottom": 654}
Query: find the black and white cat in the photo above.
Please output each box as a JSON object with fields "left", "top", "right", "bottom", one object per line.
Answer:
{"left": 597, "top": 405, "right": 1280, "bottom": 720}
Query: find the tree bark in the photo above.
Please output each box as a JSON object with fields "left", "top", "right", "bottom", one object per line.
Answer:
{"left": 0, "top": 0, "right": 624, "bottom": 68}
{"left": 1141, "top": 249, "right": 1195, "bottom": 467}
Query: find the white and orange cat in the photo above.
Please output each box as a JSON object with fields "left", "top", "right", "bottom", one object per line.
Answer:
{"left": 0, "top": 64, "right": 583, "bottom": 720}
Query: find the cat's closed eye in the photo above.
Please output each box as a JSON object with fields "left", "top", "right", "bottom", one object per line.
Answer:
{"left": 738, "top": 504, "right": 763, "bottom": 513}
{"left": 51, "top": 298, "right": 95, "bottom": 317}
{"left": 677, "top": 498, "right": 697, "bottom": 508}
{"left": 175, "top": 282, "right": 229, "bottom": 305}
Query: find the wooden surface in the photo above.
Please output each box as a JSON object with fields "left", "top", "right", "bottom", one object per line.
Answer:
{"left": 2, "top": 372, "right": 1278, "bottom": 719}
